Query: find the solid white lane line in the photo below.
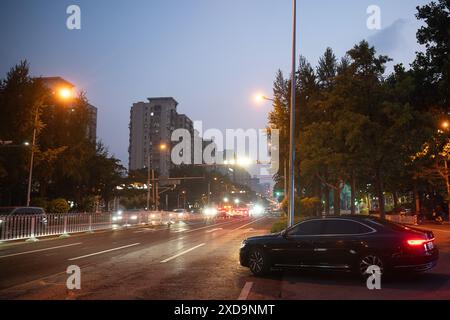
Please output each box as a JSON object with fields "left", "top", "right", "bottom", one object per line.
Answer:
{"left": 206, "top": 228, "right": 223, "bottom": 233}
{"left": 0, "top": 242, "right": 82, "bottom": 259}
{"left": 230, "top": 216, "right": 268, "bottom": 232}
{"left": 160, "top": 243, "right": 205, "bottom": 263}
{"left": 238, "top": 282, "right": 253, "bottom": 300}
{"left": 68, "top": 243, "right": 140, "bottom": 261}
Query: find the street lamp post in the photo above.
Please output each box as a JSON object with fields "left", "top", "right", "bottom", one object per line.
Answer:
{"left": 288, "top": 0, "right": 297, "bottom": 227}
{"left": 254, "top": 1, "right": 297, "bottom": 227}
{"left": 26, "top": 108, "right": 39, "bottom": 207}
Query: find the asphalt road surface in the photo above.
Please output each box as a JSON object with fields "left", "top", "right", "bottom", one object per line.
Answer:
{"left": 0, "top": 216, "right": 449, "bottom": 300}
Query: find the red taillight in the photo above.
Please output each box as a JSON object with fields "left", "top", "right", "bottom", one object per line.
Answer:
{"left": 407, "top": 239, "right": 428, "bottom": 246}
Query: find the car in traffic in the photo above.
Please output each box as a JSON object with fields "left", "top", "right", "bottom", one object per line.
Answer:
{"left": 173, "top": 208, "right": 188, "bottom": 219}
{"left": 0, "top": 207, "right": 48, "bottom": 234}
{"left": 240, "top": 215, "right": 439, "bottom": 277}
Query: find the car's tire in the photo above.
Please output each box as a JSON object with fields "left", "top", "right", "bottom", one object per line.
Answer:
{"left": 357, "top": 253, "right": 384, "bottom": 278}
{"left": 248, "top": 248, "right": 270, "bottom": 276}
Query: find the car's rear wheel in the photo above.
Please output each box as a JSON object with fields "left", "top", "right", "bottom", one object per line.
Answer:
{"left": 358, "top": 254, "right": 384, "bottom": 277}
{"left": 248, "top": 248, "right": 270, "bottom": 276}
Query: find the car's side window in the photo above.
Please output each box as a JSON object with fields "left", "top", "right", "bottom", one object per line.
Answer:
{"left": 322, "top": 220, "right": 372, "bottom": 235}
{"left": 287, "top": 220, "right": 324, "bottom": 236}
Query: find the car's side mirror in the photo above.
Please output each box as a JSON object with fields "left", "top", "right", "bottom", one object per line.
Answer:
{"left": 281, "top": 230, "right": 289, "bottom": 239}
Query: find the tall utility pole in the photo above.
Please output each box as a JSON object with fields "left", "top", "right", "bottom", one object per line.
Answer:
{"left": 284, "top": 159, "right": 287, "bottom": 199}
{"left": 207, "top": 182, "right": 211, "bottom": 205}
{"left": 444, "top": 160, "right": 450, "bottom": 218}
{"left": 146, "top": 153, "right": 156, "bottom": 211}
{"left": 288, "top": 0, "right": 297, "bottom": 227}
{"left": 155, "top": 181, "right": 159, "bottom": 211}
{"left": 147, "top": 154, "right": 151, "bottom": 211}
{"left": 26, "top": 108, "right": 39, "bottom": 207}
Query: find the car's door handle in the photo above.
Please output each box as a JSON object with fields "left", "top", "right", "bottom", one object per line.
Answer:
{"left": 314, "top": 248, "right": 327, "bottom": 252}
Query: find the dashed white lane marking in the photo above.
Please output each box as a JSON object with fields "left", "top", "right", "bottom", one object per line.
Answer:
{"left": 160, "top": 243, "right": 206, "bottom": 263}
{"left": 68, "top": 243, "right": 140, "bottom": 261}
{"left": 230, "top": 216, "right": 268, "bottom": 232}
{"left": 133, "top": 228, "right": 157, "bottom": 233}
{"left": 0, "top": 242, "right": 82, "bottom": 259}
{"left": 206, "top": 228, "right": 223, "bottom": 233}
{"left": 178, "top": 219, "right": 245, "bottom": 234}
{"left": 238, "top": 282, "right": 254, "bottom": 300}
{"left": 174, "top": 229, "right": 189, "bottom": 233}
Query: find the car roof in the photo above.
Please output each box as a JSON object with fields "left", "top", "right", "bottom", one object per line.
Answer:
{"left": 302, "top": 215, "right": 375, "bottom": 221}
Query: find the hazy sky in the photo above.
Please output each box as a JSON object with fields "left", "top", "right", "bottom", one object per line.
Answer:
{"left": 0, "top": 0, "right": 429, "bottom": 171}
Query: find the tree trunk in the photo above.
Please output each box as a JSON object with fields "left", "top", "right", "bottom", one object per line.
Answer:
{"left": 393, "top": 191, "right": 399, "bottom": 210}
{"left": 376, "top": 168, "right": 385, "bottom": 219}
{"left": 324, "top": 186, "right": 330, "bottom": 215}
{"left": 317, "top": 180, "right": 322, "bottom": 216}
{"left": 413, "top": 183, "right": 421, "bottom": 214}
{"left": 324, "top": 168, "right": 330, "bottom": 215}
{"left": 350, "top": 173, "right": 356, "bottom": 215}
{"left": 333, "top": 183, "right": 341, "bottom": 215}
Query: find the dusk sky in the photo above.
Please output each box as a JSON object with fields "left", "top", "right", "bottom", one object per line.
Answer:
{"left": 0, "top": 0, "right": 428, "bottom": 169}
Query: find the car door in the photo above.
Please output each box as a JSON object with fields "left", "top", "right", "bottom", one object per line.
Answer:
{"left": 312, "top": 219, "right": 374, "bottom": 269}
{"left": 272, "top": 220, "right": 324, "bottom": 267}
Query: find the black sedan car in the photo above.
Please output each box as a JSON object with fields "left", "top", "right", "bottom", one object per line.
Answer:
{"left": 240, "top": 216, "right": 438, "bottom": 277}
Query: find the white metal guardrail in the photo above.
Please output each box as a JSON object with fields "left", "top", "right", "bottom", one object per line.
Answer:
{"left": 0, "top": 211, "right": 206, "bottom": 242}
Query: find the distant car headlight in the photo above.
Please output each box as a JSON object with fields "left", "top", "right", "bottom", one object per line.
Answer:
{"left": 0, "top": 219, "right": 3, "bottom": 224}
{"left": 150, "top": 214, "right": 156, "bottom": 219}
{"left": 130, "top": 215, "right": 138, "bottom": 220}
{"left": 112, "top": 216, "right": 123, "bottom": 222}
{"left": 203, "top": 208, "right": 217, "bottom": 216}
{"left": 178, "top": 213, "right": 184, "bottom": 218}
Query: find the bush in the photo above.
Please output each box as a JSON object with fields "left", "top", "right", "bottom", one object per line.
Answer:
{"left": 270, "top": 215, "right": 305, "bottom": 233}
{"left": 47, "top": 198, "right": 70, "bottom": 213}
{"left": 271, "top": 217, "right": 288, "bottom": 233}
{"left": 31, "top": 197, "right": 49, "bottom": 210}
{"left": 281, "top": 196, "right": 322, "bottom": 217}
{"left": 272, "top": 197, "right": 322, "bottom": 233}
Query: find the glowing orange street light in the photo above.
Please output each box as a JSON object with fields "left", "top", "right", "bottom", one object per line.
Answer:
{"left": 58, "top": 87, "right": 72, "bottom": 100}
{"left": 160, "top": 143, "right": 167, "bottom": 151}
{"left": 442, "top": 121, "right": 449, "bottom": 130}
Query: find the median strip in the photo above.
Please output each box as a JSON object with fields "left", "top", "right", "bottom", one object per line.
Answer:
{"left": 68, "top": 243, "right": 140, "bottom": 261}
{"left": 160, "top": 243, "right": 205, "bottom": 263}
{"left": 0, "top": 242, "right": 82, "bottom": 259}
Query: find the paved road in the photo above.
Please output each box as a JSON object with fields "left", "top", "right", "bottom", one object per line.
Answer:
{"left": 0, "top": 217, "right": 449, "bottom": 300}
{"left": 0, "top": 216, "right": 274, "bottom": 299}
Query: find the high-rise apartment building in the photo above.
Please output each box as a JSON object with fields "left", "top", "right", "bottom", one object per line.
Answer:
{"left": 128, "top": 97, "right": 194, "bottom": 178}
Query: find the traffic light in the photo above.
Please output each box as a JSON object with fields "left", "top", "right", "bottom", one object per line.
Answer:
{"left": 274, "top": 190, "right": 284, "bottom": 198}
